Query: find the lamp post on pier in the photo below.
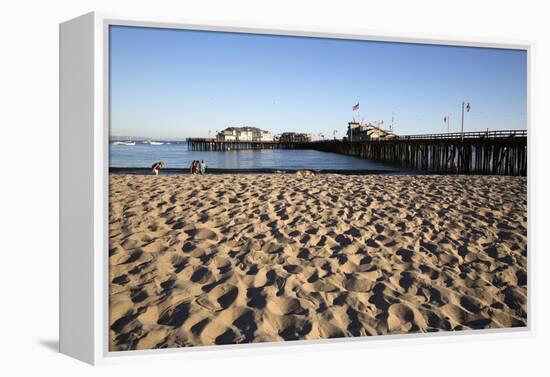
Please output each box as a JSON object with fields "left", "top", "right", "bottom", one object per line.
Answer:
{"left": 461, "top": 101, "right": 471, "bottom": 137}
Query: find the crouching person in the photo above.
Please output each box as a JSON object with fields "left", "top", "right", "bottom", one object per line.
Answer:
{"left": 151, "top": 161, "right": 165, "bottom": 175}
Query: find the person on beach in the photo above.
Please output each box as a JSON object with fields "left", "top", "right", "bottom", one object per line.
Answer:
{"left": 190, "top": 160, "right": 202, "bottom": 175}
{"left": 151, "top": 161, "right": 165, "bottom": 175}
{"left": 193, "top": 161, "right": 200, "bottom": 174}
{"left": 200, "top": 160, "right": 207, "bottom": 175}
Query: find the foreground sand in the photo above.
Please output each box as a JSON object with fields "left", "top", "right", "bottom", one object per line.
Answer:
{"left": 109, "top": 174, "right": 527, "bottom": 351}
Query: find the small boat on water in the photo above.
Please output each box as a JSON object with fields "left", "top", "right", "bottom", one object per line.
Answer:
{"left": 114, "top": 140, "right": 135, "bottom": 146}
{"left": 149, "top": 141, "right": 164, "bottom": 145}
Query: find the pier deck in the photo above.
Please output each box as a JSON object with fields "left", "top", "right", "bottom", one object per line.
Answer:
{"left": 186, "top": 138, "right": 303, "bottom": 151}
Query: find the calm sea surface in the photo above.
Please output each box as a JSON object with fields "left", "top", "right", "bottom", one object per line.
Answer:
{"left": 109, "top": 142, "right": 403, "bottom": 171}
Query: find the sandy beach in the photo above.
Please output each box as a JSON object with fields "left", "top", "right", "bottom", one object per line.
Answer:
{"left": 109, "top": 173, "right": 527, "bottom": 351}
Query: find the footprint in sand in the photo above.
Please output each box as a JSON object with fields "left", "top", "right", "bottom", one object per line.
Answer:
{"left": 197, "top": 283, "right": 239, "bottom": 311}
{"left": 112, "top": 274, "right": 129, "bottom": 285}
{"left": 190, "top": 266, "right": 214, "bottom": 284}
{"left": 157, "top": 301, "right": 191, "bottom": 328}
{"left": 387, "top": 303, "right": 427, "bottom": 332}
{"left": 185, "top": 227, "right": 219, "bottom": 241}
{"left": 266, "top": 297, "right": 308, "bottom": 316}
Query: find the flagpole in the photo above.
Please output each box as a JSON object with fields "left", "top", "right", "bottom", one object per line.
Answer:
{"left": 352, "top": 104, "right": 354, "bottom": 142}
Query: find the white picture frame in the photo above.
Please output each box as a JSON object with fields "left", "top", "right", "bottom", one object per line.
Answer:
{"left": 59, "top": 11, "right": 535, "bottom": 365}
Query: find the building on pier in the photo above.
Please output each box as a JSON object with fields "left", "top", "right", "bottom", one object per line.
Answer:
{"left": 278, "top": 132, "right": 312, "bottom": 143}
{"left": 216, "top": 126, "right": 273, "bottom": 142}
{"left": 347, "top": 121, "right": 396, "bottom": 141}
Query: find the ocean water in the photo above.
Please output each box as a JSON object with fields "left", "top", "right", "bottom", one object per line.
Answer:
{"left": 109, "top": 141, "right": 403, "bottom": 171}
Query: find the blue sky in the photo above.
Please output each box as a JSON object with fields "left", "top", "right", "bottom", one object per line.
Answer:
{"left": 110, "top": 26, "right": 527, "bottom": 139}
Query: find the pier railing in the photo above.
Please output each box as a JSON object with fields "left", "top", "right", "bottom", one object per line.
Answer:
{"left": 395, "top": 129, "right": 527, "bottom": 141}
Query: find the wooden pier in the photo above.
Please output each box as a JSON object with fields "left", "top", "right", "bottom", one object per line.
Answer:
{"left": 186, "top": 138, "right": 305, "bottom": 151}
{"left": 312, "top": 130, "right": 527, "bottom": 176}
{"left": 187, "top": 130, "right": 527, "bottom": 176}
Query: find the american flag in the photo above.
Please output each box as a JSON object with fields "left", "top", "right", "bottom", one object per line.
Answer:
{"left": 352, "top": 103, "right": 360, "bottom": 111}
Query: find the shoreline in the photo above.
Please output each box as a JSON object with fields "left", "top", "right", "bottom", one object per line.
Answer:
{"left": 109, "top": 167, "right": 407, "bottom": 175}
{"left": 109, "top": 167, "right": 523, "bottom": 176}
